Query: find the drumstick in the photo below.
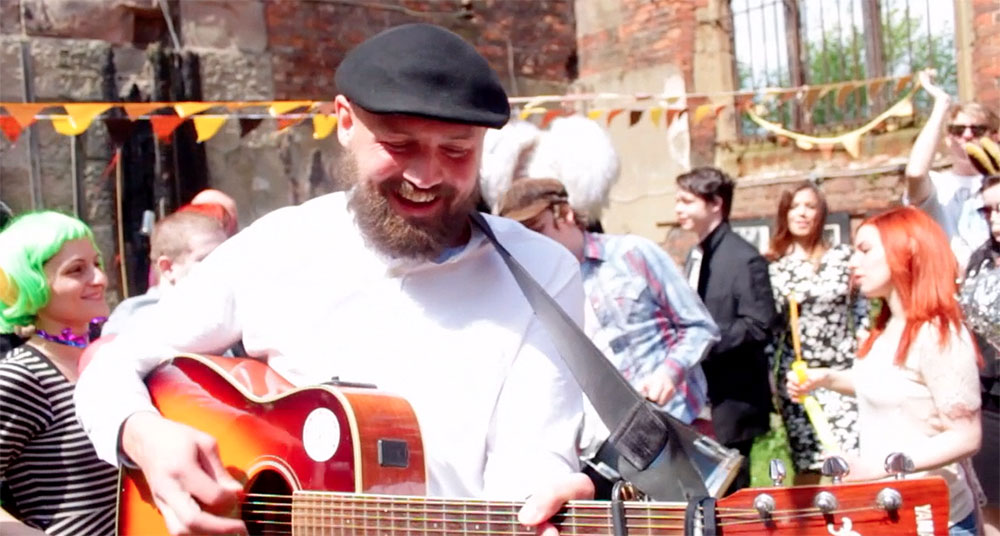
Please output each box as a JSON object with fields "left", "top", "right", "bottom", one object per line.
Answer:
{"left": 789, "top": 297, "right": 838, "bottom": 453}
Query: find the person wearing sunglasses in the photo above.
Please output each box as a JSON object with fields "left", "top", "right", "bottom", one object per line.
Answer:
{"left": 904, "top": 69, "right": 998, "bottom": 272}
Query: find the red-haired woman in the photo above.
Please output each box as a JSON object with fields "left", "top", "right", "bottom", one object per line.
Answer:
{"left": 789, "top": 206, "right": 983, "bottom": 536}
{"left": 765, "top": 182, "right": 867, "bottom": 484}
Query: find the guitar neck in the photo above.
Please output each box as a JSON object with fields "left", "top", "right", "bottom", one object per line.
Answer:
{"left": 286, "top": 492, "right": 688, "bottom": 535}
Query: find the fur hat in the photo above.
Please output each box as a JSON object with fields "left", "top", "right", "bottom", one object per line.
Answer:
{"left": 479, "top": 115, "right": 620, "bottom": 220}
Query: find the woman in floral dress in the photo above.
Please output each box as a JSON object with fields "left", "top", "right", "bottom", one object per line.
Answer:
{"left": 765, "top": 182, "right": 868, "bottom": 484}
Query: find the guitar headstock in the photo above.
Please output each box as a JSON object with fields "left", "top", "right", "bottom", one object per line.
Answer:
{"left": 717, "top": 477, "right": 949, "bottom": 535}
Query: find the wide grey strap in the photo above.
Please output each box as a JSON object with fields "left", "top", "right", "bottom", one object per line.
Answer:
{"left": 472, "top": 213, "right": 676, "bottom": 473}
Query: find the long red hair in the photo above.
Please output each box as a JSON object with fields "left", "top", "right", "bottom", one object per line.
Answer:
{"left": 856, "top": 207, "right": 979, "bottom": 366}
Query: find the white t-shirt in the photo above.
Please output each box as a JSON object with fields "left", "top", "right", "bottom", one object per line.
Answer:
{"left": 853, "top": 322, "right": 981, "bottom": 525}
{"left": 75, "top": 192, "right": 586, "bottom": 499}
{"left": 909, "top": 170, "right": 989, "bottom": 270}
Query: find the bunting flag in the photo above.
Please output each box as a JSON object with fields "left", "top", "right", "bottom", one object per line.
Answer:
{"left": 192, "top": 115, "right": 227, "bottom": 142}
{"left": 648, "top": 107, "right": 663, "bottom": 127}
{"left": 746, "top": 86, "right": 918, "bottom": 159}
{"left": 122, "top": 103, "right": 164, "bottom": 121}
{"left": 149, "top": 115, "right": 186, "bottom": 142}
{"left": 605, "top": 108, "right": 624, "bottom": 127}
{"left": 239, "top": 118, "right": 263, "bottom": 138}
{"left": 628, "top": 110, "right": 643, "bottom": 127}
{"left": 175, "top": 102, "right": 216, "bottom": 118}
{"left": 103, "top": 118, "right": 136, "bottom": 147}
{"left": 4, "top": 103, "right": 45, "bottom": 128}
{"left": 312, "top": 114, "right": 338, "bottom": 140}
{"left": 0, "top": 115, "right": 22, "bottom": 143}
{"left": 835, "top": 83, "right": 859, "bottom": 109}
{"left": 0, "top": 72, "right": 927, "bottom": 143}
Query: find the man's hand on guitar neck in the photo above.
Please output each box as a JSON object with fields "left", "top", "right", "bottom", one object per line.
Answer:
{"left": 518, "top": 472, "right": 595, "bottom": 536}
{"left": 121, "top": 412, "right": 247, "bottom": 535}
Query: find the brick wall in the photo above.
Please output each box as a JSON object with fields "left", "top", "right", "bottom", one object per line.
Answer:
{"left": 264, "top": 0, "right": 576, "bottom": 100}
{"left": 972, "top": 0, "right": 1000, "bottom": 108}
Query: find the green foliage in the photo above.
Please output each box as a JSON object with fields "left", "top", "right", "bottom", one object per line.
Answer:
{"left": 736, "top": 4, "right": 956, "bottom": 137}
{"left": 750, "top": 412, "right": 796, "bottom": 487}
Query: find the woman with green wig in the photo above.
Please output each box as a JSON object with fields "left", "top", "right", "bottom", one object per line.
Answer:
{"left": 0, "top": 211, "right": 117, "bottom": 535}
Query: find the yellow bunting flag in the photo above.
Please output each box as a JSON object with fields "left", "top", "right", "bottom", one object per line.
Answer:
{"left": 587, "top": 109, "right": 604, "bottom": 121}
{"left": 51, "top": 103, "right": 112, "bottom": 136}
{"left": 3, "top": 102, "right": 47, "bottom": 128}
{"left": 692, "top": 103, "right": 716, "bottom": 125}
{"left": 840, "top": 131, "right": 862, "bottom": 158}
{"left": 887, "top": 95, "right": 914, "bottom": 118}
{"left": 648, "top": 107, "right": 663, "bottom": 127}
{"left": 192, "top": 115, "right": 227, "bottom": 142}
{"left": 175, "top": 102, "right": 215, "bottom": 118}
{"left": 122, "top": 103, "right": 165, "bottom": 121}
{"left": 312, "top": 114, "right": 338, "bottom": 140}
{"left": 519, "top": 107, "right": 544, "bottom": 120}
{"left": 269, "top": 101, "right": 314, "bottom": 116}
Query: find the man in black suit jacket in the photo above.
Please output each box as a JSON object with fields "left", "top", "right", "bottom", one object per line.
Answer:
{"left": 675, "top": 166, "right": 778, "bottom": 492}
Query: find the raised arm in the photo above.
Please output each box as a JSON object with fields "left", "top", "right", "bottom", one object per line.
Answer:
{"left": 904, "top": 70, "right": 952, "bottom": 206}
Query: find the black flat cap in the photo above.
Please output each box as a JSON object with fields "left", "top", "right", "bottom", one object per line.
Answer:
{"left": 335, "top": 23, "right": 510, "bottom": 129}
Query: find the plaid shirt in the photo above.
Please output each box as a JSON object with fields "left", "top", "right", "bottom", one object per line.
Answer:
{"left": 581, "top": 232, "right": 719, "bottom": 423}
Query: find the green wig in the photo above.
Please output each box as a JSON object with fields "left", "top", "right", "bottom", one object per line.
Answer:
{"left": 0, "top": 211, "right": 98, "bottom": 333}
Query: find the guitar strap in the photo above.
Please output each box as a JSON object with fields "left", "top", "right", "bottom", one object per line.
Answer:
{"left": 471, "top": 213, "right": 710, "bottom": 500}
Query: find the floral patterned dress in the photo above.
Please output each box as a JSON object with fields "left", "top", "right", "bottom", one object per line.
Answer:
{"left": 768, "top": 244, "right": 868, "bottom": 472}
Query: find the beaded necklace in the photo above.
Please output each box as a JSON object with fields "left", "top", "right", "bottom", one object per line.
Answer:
{"left": 34, "top": 316, "right": 107, "bottom": 348}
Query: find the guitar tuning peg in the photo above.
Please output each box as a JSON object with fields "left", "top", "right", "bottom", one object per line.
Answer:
{"left": 884, "top": 452, "right": 914, "bottom": 480}
{"left": 821, "top": 455, "right": 850, "bottom": 484}
{"left": 768, "top": 458, "right": 787, "bottom": 486}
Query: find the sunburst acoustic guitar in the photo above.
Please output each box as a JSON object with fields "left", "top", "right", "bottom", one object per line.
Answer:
{"left": 116, "top": 354, "right": 951, "bottom": 535}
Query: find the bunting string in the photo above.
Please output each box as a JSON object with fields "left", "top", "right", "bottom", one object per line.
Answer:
{"left": 0, "top": 72, "right": 917, "bottom": 159}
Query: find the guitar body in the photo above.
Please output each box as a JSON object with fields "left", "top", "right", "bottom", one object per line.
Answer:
{"left": 117, "top": 354, "right": 952, "bottom": 535}
{"left": 116, "top": 354, "right": 425, "bottom": 535}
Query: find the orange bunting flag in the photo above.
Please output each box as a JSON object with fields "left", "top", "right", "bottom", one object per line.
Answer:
{"left": 605, "top": 108, "right": 624, "bottom": 127}
{"left": 122, "top": 103, "right": 165, "bottom": 121}
{"left": 175, "top": 102, "right": 215, "bottom": 118}
{"left": 818, "top": 143, "right": 835, "bottom": 160}
{"left": 541, "top": 109, "right": 567, "bottom": 128}
{"left": 312, "top": 114, "right": 338, "bottom": 139}
{"left": 587, "top": 109, "right": 604, "bottom": 121}
{"left": 628, "top": 110, "right": 643, "bottom": 127}
{"left": 648, "top": 107, "right": 663, "bottom": 127}
{"left": 3, "top": 102, "right": 47, "bottom": 128}
{"left": 192, "top": 115, "right": 227, "bottom": 142}
{"left": 150, "top": 115, "right": 186, "bottom": 142}
{"left": 665, "top": 107, "right": 682, "bottom": 127}
{"left": 799, "top": 87, "right": 824, "bottom": 110}
{"left": 63, "top": 103, "right": 112, "bottom": 129}
{"left": 276, "top": 116, "right": 305, "bottom": 131}
{"left": 835, "top": 84, "right": 859, "bottom": 109}
{"left": 269, "top": 101, "right": 314, "bottom": 116}
{"left": 894, "top": 75, "right": 913, "bottom": 94}
{"left": 0, "top": 115, "right": 23, "bottom": 143}
{"left": 867, "top": 79, "right": 887, "bottom": 98}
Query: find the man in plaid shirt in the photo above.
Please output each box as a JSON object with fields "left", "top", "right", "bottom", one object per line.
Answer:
{"left": 499, "top": 178, "right": 720, "bottom": 450}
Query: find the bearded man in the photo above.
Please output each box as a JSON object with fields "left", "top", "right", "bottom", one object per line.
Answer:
{"left": 75, "top": 24, "right": 592, "bottom": 535}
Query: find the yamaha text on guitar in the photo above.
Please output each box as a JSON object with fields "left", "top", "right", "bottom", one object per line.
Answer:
{"left": 117, "top": 354, "right": 951, "bottom": 535}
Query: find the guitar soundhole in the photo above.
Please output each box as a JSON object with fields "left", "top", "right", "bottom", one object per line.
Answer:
{"left": 242, "top": 470, "right": 293, "bottom": 535}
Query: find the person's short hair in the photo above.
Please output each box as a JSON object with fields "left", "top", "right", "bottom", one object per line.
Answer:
{"left": 497, "top": 178, "right": 587, "bottom": 230}
{"left": 951, "top": 102, "right": 1000, "bottom": 134}
{"left": 984, "top": 175, "right": 1000, "bottom": 191}
{"left": 675, "top": 166, "right": 736, "bottom": 220}
{"left": 150, "top": 211, "right": 225, "bottom": 263}
{"left": 0, "top": 211, "right": 97, "bottom": 333}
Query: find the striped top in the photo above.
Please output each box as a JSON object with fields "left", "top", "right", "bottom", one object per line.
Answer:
{"left": 1, "top": 344, "right": 118, "bottom": 535}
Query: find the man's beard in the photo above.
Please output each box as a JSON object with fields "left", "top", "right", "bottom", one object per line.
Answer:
{"left": 342, "top": 157, "right": 480, "bottom": 260}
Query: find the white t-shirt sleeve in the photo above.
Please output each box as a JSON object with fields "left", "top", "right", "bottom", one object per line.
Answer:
{"left": 75, "top": 233, "right": 246, "bottom": 466}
